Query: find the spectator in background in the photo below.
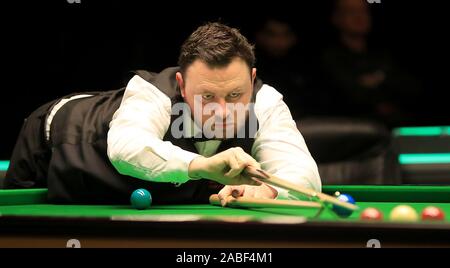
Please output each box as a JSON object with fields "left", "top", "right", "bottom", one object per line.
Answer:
{"left": 254, "top": 17, "right": 315, "bottom": 120}
{"left": 319, "top": 0, "right": 420, "bottom": 127}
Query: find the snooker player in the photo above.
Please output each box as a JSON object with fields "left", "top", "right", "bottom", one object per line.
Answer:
{"left": 4, "top": 22, "right": 321, "bottom": 205}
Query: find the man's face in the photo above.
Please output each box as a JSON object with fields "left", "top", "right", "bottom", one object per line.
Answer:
{"left": 176, "top": 58, "right": 256, "bottom": 139}
{"left": 334, "top": 0, "right": 371, "bottom": 36}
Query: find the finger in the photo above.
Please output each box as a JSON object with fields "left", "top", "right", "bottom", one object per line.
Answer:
{"left": 231, "top": 186, "right": 245, "bottom": 198}
{"left": 234, "top": 174, "right": 262, "bottom": 186}
{"left": 232, "top": 148, "right": 259, "bottom": 167}
{"left": 224, "top": 148, "right": 261, "bottom": 184}
{"left": 218, "top": 186, "right": 244, "bottom": 206}
{"left": 218, "top": 186, "right": 234, "bottom": 206}
{"left": 224, "top": 153, "right": 246, "bottom": 179}
{"left": 232, "top": 148, "right": 258, "bottom": 168}
{"left": 266, "top": 184, "right": 278, "bottom": 198}
{"left": 242, "top": 155, "right": 261, "bottom": 170}
{"left": 250, "top": 177, "right": 263, "bottom": 186}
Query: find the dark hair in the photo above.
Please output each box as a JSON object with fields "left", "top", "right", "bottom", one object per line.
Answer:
{"left": 178, "top": 22, "right": 255, "bottom": 75}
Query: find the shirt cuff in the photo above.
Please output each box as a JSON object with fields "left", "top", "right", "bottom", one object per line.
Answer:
{"left": 170, "top": 149, "right": 201, "bottom": 183}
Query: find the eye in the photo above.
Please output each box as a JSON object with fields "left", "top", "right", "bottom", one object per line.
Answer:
{"left": 202, "top": 94, "right": 214, "bottom": 100}
{"left": 228, "top": 92, "right": 242, "bottom": 99}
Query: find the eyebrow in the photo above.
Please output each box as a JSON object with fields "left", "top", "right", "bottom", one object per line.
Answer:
{"left": 199, "top": 88, "right": 244, "bottom": 95}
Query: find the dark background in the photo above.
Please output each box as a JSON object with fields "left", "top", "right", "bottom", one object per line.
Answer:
{"left": 2, "top": 0, "right": 449, "bottom": 159}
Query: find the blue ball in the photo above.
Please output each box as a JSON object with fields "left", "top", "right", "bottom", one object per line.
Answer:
{"left": 130, "top": 188, "right": 152, "bottom": 210}
{"left": 332, "top": 193, "right": 355, "bottom": 218}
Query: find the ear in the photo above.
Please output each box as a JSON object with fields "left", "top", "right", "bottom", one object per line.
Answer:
{"left": 176, "top": 72, "right": 186, "bottom": 98}
{"left": 251, "top": 68, "right": 257, "bottom": 86}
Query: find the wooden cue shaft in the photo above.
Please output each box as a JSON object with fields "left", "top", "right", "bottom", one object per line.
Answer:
{"left": 209, "top": 194, "right": 322, "bottom": 209}
{"left": 244, "top": 166, "right": 358, "bottom": 211}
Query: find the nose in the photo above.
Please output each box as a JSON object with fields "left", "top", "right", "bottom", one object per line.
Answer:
{"left": 216, "top": 99, "right": 232, "bottom": 120}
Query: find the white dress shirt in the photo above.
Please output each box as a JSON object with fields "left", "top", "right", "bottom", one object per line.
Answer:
{"left": 107, "top": 75, "right": 321, "bottom": 199}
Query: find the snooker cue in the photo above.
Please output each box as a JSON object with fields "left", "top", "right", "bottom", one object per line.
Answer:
{"left": 209, "top": 194, "right": 322, "bottom": 209}
{"left": 243, "top": 166, "right": 358, "bottom": 211}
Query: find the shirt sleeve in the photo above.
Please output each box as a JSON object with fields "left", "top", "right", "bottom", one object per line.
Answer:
{"left": 252, "top": 85, "right": 322, "bottom": 200}
{"left": 107, "top": 75, "right": 200, "bottom": 184}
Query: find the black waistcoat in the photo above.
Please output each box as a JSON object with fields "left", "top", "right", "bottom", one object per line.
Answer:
{"left": 45, "top": 67, "right": 263, "bottom": 204}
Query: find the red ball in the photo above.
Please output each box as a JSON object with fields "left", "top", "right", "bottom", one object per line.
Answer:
{"left": 361, "top": 207, "right": 383, "bottom": 221}
{"left": 421, "top": 206, "right": 445, "bottom": 221}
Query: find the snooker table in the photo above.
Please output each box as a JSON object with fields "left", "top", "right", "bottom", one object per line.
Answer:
{"left": 0, "top": 185, "right": 449, "bottom": 248}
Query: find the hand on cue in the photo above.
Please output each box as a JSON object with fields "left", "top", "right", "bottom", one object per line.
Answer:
{"left": 217, "top": 166, "right": 278, "bottom": 207}
{"left": 217, "top": 187, "right": 242, "bottom": 206}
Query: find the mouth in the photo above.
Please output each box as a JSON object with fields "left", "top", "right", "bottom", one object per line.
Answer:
{"left": 214, "top": 122, "right": 234, "bottom": 129}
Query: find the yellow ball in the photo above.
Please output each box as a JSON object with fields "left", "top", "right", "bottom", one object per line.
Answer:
{"left": 390, "top": 205, "right": 419, "bottom": 222}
